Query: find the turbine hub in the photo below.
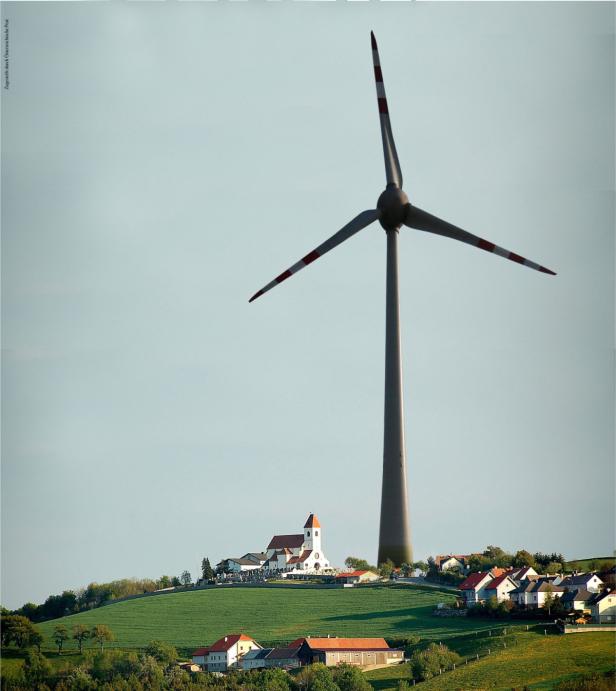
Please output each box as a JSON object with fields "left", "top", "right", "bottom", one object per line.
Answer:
{"left": 377, "top": 185, "right": 409, "bottom": 231}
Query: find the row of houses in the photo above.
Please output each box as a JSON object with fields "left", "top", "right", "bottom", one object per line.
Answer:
{"left": 458, "top": 568, "right": 615, "bottom": 623}
{"left": 191, "top": 634, "right": 404, "bottom": 673}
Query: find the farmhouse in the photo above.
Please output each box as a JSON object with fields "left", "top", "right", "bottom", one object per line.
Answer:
{"left": 335, "top": 570, "right": 380, "bottom": 584}
{"left": 192, "top": 634, "right": 261, "bottom": 672}
{"left": 297, "top": 637, "right": 403, "bottom": 668}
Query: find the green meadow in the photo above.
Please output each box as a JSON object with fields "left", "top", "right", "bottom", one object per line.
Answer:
{"left": 36, "top": 584, "right": 504, "bottom": 650}
{"left": 365, "top": 630, "right": 616, "bottom": 690}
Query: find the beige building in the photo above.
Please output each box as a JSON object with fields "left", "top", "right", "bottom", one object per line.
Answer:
{"left": 297, "top": 637, "right": 403, "bottom": 668}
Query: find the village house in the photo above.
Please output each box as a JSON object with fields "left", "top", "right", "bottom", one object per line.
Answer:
{"left": 508, "top": 566, "right": 539, "bottom": 582}
{"left": 560, "top": 588, "right": 593, "bottom": 613}
{"left": 192, "top": 634, "right": 261, "bottom": 672}
{"left": 434, "top": 554, "right": 480, "bottom": 573}
{"left": 459, "top": 572, "right": 494, "bottom": 606}
{"left": 588, "top": 589, "right": 616, "bottom": 624}
{"left": 483, "top": 573, "right": 518, "bottom": 602}
{"left": 297, "top": 637, "right": 403, "bottom": 668}
{"left": 559, "top": 573, "right": 604, "bottom": 593}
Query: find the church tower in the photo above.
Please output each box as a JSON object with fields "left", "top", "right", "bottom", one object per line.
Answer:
{"left": 303, "top": 513, "right": 321, "bottom": 553}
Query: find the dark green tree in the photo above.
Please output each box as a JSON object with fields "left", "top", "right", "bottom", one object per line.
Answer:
{"left": 180, "top": 570, "right": 192, "bottom": 586}
{"left": 53, "top": 624, "right": 70, "bottom": 654}
{"left": 201, "top": 558, "right": 215, "bottom": 581}
{"left": 344, "top": 557, "right": 374, "bottom": 571}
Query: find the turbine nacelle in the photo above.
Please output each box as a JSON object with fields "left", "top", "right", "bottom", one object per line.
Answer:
{"left": 377, "top": 184, "right": 409, "bottom": 231}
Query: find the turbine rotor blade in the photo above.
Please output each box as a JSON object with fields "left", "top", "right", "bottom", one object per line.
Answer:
{"left": 371, "top": 32, "right": 403, "bottom": 189}
{"left": 249, "top": 209, "right": 381, "bottom": 302}
{"left": 404, "top": 204, "right": 556, "bottom": 275}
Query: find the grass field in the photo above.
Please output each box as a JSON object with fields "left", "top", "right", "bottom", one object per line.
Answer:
{"left": 563, "top": 556, "right": 614, "bottom": 572}
{"left": 35, "top": 584, "right": 511, "bottom": 650}
{"left": 365, "top": 630, "right": 616, "bottom": 690}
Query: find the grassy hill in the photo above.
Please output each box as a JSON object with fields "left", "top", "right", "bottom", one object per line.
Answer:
{"left": 366, "top": 630, "right": 616, "bottom": 690}
{"left": 563, "top": 556, "right": 614, "bottom": 572}
{"left": 36, "top": 584, "right": 506, "bottom": 650}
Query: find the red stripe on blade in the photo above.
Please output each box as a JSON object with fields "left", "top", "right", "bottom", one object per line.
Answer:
{"left": 378, "top": 98, "right": 388, "bottom": 114}
{"left": 302, "top": 250, "right": 320, "bottom": 265}
{"left": 275, "top": 270, "right": 292, "bottom": 283}
{"left": 508, "top": 252, "right": 525, "bottom": 264}
{"left": 477, "top": 239, "right": 495, "bottom": 252}
{"left": 374, "top": 66, "right": 383, "bottom": 82}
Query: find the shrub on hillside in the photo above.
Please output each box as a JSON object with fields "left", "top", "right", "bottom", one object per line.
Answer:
{"left": 555, "top": 672, "right": 615, "bottom": 690}
{"left": 410, "top": 642, "right": 462, "bottom": 681}
{"left": 332, "top": 663, "right": 372, "bottom": 691}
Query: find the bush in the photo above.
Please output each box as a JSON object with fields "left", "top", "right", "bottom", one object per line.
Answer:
{"left": 410, "top": 643, "right": 462, "bottom": 681}
{"left": 332, "top": 663, "right": 372, "bottom": 691}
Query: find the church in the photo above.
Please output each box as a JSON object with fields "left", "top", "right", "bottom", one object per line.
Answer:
{"left": 264, "top": 513, "right": 331, "bottom": 574}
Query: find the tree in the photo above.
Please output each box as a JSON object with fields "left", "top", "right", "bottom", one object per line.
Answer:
{"left": 379, "top": 559, "right": 395, "bottom": 578}
{"left": 545, "top": 562, "right": 563, "bottom": 574}
{"left": 53, "top": 624, "right": 70, "bottom": 654}
{"left": 73, "top": 624, "right": 91, "bottom": 653}
{"left": 30, "top": 629, "right": 44, "bottom": 652}
{"left": 171, "top": 576, "right": 181, "bottom": 587}
{"left": 410, "top": 643, "right": 462, "bottom": 681}
{"left": 543, "top": 585, "right": 556, "bottom": 615}
{"left": 1, "top": 614, "right": 41, "bottom": 649}
{"left": 412, "top": 561, "right": 429, "bottom": 574}
{"left": 201, "top": 558, "right": 214, "bottom": 581}
{"left": 91, "top": 624, "right": 115, "bottom": 652}
{"left": 180, "top": 570, "right": 192, "bottom": 586}
{"left": 332, "top": 662, "right": 372, "bottom": 691}
{"left": 296, "top": 663, "right": 339, "bottom": 691}
{"left": 145, "top": 640, "right": 178, "bottom": 665}
{"left": 344, "top": 556, "right": 374, "bottom": 571}
{"left": 158, "top": 575, "right": 171, "bottom": 589}
{"left": 513, "top": 550, "right": 536, "bottom": 569}
{"left": 22, "top": 650, "right": 53, "bottom": 687}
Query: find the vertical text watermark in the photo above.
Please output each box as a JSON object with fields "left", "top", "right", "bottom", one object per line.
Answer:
{"left": 3, "top": 18, "right": 9, "bottom": 90}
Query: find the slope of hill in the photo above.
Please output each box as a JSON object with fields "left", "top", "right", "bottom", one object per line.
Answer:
{"left": 37, "top": 584, "right": 505, "bottom": 649}
{"left": 366, "top": 630, "right": 615, "bottom": 690}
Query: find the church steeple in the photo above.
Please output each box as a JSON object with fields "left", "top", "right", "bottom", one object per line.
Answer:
{"left": 303, "top": 513, "right": 321, "bottom": 552}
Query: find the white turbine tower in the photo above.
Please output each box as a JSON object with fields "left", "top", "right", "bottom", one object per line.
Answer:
{"left": 250, "top": 33, "right": 556, "bottom": 567}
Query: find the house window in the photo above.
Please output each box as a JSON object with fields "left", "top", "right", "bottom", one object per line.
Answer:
{"left": 307, "top": 531, "right": 310, "bottom": 537}
{"left": 315, "top": 531, "right": 319, "bottom": 536}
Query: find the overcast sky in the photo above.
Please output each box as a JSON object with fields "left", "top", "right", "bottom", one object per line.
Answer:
{"left": 1, "top": 1, "right": 614, "bottom": 610}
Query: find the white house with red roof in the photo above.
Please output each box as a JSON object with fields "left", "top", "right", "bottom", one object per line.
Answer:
{"left": 192, "top": 634, "right": 261, "bottom": 672}
{"left": 484, "top": 574, "right": 518, "bottom": 602}
{"left": 264, "top": 513, "right": 330, "bottom": 574}
{"left": 459, "top": 572, "right": 494, "bottom": 605}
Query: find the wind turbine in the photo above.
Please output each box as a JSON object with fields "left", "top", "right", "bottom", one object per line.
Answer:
{"left": 249, "top": 32, "right": 556, "bottom": 567}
